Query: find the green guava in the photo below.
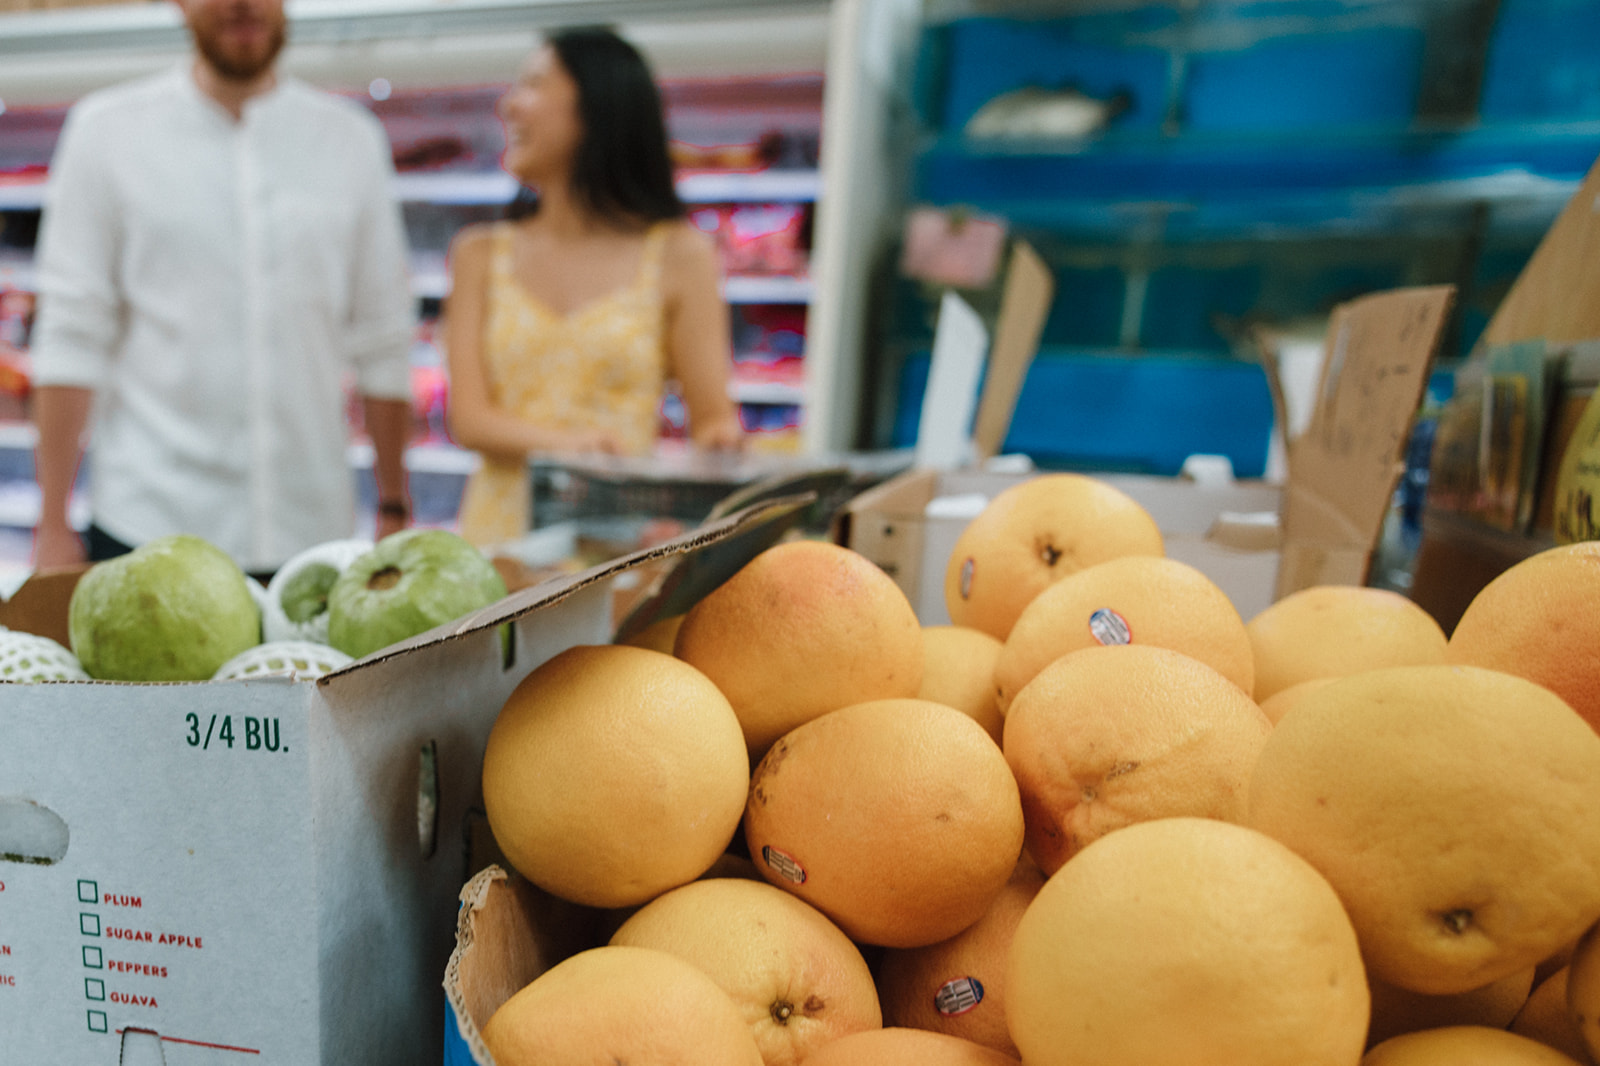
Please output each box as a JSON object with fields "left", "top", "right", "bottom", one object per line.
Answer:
{"left": 68, "top": 534, "right": 261, "bottom": 682}
{"left": 263, "top": 537, "right": 372, "bottom": 645}
{"left": 279, "top": 562, "right": 341, "bottom": 624}
{"left": 326, "top": 529, "right": 508, "bottom": 661}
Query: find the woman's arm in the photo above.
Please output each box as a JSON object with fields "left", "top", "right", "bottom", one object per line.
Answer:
{"left": 442, "top": 225, "right": 622, "bottom": 460}
{"left": 662, "top": 223, "right": 744, "bottom": 451}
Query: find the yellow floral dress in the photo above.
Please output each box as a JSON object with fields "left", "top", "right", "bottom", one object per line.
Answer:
{"left": 456, "top": 221, "right": 670, "bottom": 547}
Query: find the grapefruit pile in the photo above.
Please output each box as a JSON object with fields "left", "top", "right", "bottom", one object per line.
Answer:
{"left": 476, "top": 474, "right": 1600, "bottom": 1066}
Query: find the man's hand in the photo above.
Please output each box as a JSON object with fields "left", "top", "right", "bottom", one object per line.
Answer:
{"left": 32, "top": 521, "right": 86, "bottom": 571}
{"left": 32, "top": 384, "right": 93, "bottom": 571}
{"left": 374, "top": 499, "right": 409, "bottom": 542}
{"left": 362, "top": 394, "right": 412, "bottom": 544}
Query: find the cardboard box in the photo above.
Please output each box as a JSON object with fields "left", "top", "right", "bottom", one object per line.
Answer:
{"left": 1262, "top": 285, "right": 1455, "bottom": 599}
{"left": 0, "top": 497, "right": 806, "bottom": 1065}
{"left": 840, "top": 283, "right": 1454, "bottom": 627}
{"left": 836, "top": 468, "right": 1284, "bottom": 624}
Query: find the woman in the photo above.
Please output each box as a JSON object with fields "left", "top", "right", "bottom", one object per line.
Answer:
{"left": 445, "top": 26, "right": 744, "bottom": 547}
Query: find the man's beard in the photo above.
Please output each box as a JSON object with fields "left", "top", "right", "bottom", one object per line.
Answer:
{"left": 191, "top": 11, "right": 287, "bottom": 82}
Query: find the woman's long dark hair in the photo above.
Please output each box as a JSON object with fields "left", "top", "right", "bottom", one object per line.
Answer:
{"left": 506, "top": 26, "right": 685, "bottom": 225}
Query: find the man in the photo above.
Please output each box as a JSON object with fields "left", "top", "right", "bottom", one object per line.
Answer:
{"left": 30, "top": 0, "right": 414, "bottom": 578}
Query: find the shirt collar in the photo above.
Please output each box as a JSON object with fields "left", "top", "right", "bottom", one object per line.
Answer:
{"left": 173, "top": 59, "right": 291, "bottom": 125}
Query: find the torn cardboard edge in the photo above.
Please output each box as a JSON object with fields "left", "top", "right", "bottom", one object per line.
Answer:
{"left": 444, "top": 864, "right": 626, "bottom": 1066}
{"left": 444, "top": 866, "right": 555, "bottom": 1066}
{"left": 1259, "top": 284, "right": 1455, "bottom": 598}
{"left": 443, "top": 868, "right": 504, "bottom": 1066}
{"left": 0, "top": 494, "right": 815, "bottom": 688}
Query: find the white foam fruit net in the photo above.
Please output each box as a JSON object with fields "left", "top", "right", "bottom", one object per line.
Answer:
{"left": 245, "top": 575, "right": 272, "bottom": 631}
{"left": 263, "top": 538, "right": 375, "bottom": 645}
{"left": 212, "top": 640, "right": 354, "bottom": 681}
{"left": 0, "top": 627, "right": 90, "bottom": 682}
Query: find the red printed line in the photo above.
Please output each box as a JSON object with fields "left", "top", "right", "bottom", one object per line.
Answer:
{"left": 116, "top": 1029, "right": 260, "bottom": 1055}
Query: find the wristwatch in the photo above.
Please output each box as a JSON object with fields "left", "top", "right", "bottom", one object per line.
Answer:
{"left": 377, "top": 498, "right": 410, "bottom": 521}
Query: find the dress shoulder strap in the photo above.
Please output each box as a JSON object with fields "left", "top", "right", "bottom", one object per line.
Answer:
{"left": 637, "top": 220, "right": 674, "bottom": 293}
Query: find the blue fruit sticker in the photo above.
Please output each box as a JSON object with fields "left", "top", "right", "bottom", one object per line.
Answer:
{"left": 1088, "top": 607, "right": 1132, "bottom": 646}
{"left": 934, "top": 976, "right": 985, "bottom": 1016}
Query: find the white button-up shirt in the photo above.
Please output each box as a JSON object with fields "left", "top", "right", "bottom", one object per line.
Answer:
{"left": 31, "top": 65, "right": 414, "bottom": 572}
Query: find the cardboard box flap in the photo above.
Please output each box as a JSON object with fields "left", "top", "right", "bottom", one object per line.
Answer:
{"left": 325, "top": 494, "right": 814, "bottom": 678}
{"left": 443, "top": 866, "right": 601, "bottom": 1066}
{"left": 833, "top": 468, "right": 941, "bottom": 528}
{"left": 1278, "top": 479, "right": 1372, "bottom": 550}
{"left": 1206, "top": 510, "right": 1283, "bottom": 553}
{"left": 705, "top": 467, "right": 852, "bottom": 526}
{"left": 973, "top": 241, "right": 1054, "bottom": 461}
{"left": 1274, "top": 285, "right": 1454, "bottom": 593}
{"left": 1479, "top": 151, "right": 1600, "bottom": 350}
{"left": 614, "top": 487, "right": 825, "bottom": 643}
{"left": 0, "top": 565, "right": 86, "bottom": 649}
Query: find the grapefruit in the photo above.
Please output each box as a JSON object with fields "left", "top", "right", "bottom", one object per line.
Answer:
{"left": 1005, "top": 817, "right": 1369, "bottom": 1066}
{"left": 1003, "top": 644, "right": 1272, "bottom": 875}
{"left": 995, "top": 555, "right": 1254, "bottom": 711}
{"left": 1247, "top": 665, "right": 1600, "bottom": 994}
{"left": 609, "top": 877, "right": 882, "bottom": 1066}
{"left": 744, "top": 698, "right": 1024, "bottom": 948}
{"left": 481, "top": 644, "right": 748, "bottom": 908}
{"left": 943, "top": 474, "right": 1164, "bottom": 641}
{"left": 675, "top": 540, "right": 923, "bottom": 759}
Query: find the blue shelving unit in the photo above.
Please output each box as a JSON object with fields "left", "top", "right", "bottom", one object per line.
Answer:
{"left": 874, "top": 0, "right": 1600, "bottom": 467}
{"left": 892, "top": 347, "right": 1277, "bottom": 478}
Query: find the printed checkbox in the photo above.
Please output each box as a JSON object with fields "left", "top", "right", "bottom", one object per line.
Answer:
{"left": 80, "top": 913, "right": 100, "bottom": 936}
{"left": 87, "top": 1010, "right": 107, "bottom": 1033}
{"left": 85, "top": 978, "right": 105, "bottom": 1001}
{"left": 82, "top": 946, "right": 102, "bottom": 969}
{"left": 77, "top": 880, "right": 98, "bottom": 904}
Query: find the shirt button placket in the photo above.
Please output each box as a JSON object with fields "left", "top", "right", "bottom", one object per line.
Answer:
{"left": 237, "top": 117, "right": 274, "bottom": 568}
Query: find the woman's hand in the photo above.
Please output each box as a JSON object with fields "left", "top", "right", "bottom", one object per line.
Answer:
{"left": 557, "top": 427, "right": 628, "bottom": 455}
{"left": 693, "top": 412, "right": 746, "bottom": 453}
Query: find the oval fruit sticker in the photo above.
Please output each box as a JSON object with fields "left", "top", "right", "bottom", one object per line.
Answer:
{"left": 934, "top": 976, "right": 985, "bottom": 1016}
{"left": 761, "top": 845, "right": 807, "bottom": 885}
{"left": 1088, "top": 607, "right": 1132, "bottom": 645}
